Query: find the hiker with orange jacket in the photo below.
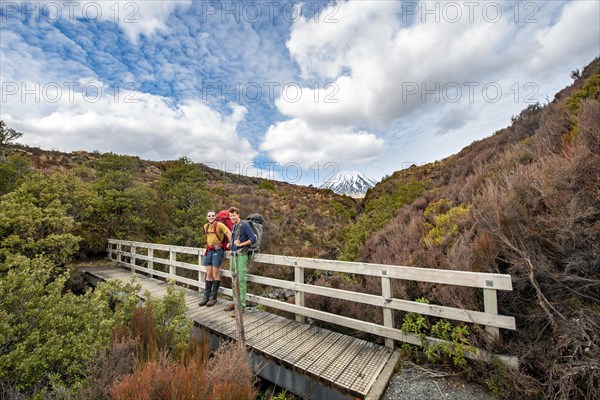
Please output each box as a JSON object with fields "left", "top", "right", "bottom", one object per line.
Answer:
{"left": 199, "top": 210, "right": 232, "bottom": 306}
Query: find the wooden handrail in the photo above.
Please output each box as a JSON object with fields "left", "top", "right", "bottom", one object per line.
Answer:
{"left": 106, "top": 239, "right": 518, "bottom": 368}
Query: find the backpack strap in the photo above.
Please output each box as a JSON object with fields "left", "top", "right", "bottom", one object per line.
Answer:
{"left": 205, "top": 222, "right": 224, "bottom": 243}
{"left": 232, "top": 222, "right": 243, "bottom": 244}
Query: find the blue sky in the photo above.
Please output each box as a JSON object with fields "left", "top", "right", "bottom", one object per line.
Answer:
{"left": 1, "top": 1, "right": 599, "bottom": 185}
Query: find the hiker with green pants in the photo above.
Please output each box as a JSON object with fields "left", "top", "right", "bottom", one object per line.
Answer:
{"left": 224, "top": 207, "right": 256, "bottom": 317}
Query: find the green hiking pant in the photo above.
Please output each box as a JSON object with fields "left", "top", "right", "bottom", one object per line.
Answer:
{"left": 230, "top": 253, "right": 248, "bottom": 309}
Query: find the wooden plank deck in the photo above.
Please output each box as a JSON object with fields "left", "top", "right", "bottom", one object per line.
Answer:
{"left": 79, "top": 263, "right": 399, "bottom": 399}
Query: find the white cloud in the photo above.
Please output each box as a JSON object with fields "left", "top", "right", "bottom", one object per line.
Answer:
{"left": 281, "top": 0, "right": 599, "bottom": 129}
{"left": 2, "top": 81, "right": 256, "bottom": 165}
{"left": 528, "top": 1, "right": 600, "bottom": 75}
{"left": 15, "top": 0, "right": 191, "bottom": 42}
{"left": 2, "top": 0, "right": 598, "bottom": 184}
{"left": 261, "top": 0, "right": 599, "bottom": 178}
{"left": 260, "top": 118, "right": 385, "bottom": 168}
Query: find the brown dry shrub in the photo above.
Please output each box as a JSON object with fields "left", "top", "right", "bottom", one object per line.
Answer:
{"left": 109, "top": 351, "right": 208, "bottom": 400}
{"left": 472, "top": 122, "right": 600, "bottom": 398}
{"left": 129, "top": 305, "right": 159, "bottom": 362}
{"left": 470, "top": 230, "right": 499, "bottom": 272}
{"left": 433, "top": 230, "right": 482, "bottom": 310}
{"left": 361, "top": 204, "right": 427, "bottom": 266}
{"left": 205, "top": 341, "right": 257, "bottom": 400}
{"left": 109, "top": 338, "right": 255, "bottom": 400}
{"left": 0, "top": 378, "right": 26, "bottom": 400}
{"left": 530, "top": 104, "right": 573, "bottom": 156}
{"left": 578, "top": 99, "right": 600, "bottom": 155}
{"left": 80, "top": 338, "right": 136, "bottom": 400}
{"left": 547, "top": 308, "right": 600, "bottom": 400}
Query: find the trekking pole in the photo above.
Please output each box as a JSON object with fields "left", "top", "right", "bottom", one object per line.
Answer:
{"left": 231, "top": 250, "right": 246, "bottom": 348}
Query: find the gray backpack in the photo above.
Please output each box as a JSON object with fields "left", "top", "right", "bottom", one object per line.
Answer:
{"left": 246, "top": 213, "right": 264, "bottom": 253}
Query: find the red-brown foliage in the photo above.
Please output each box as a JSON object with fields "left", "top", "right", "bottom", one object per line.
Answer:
{"left": 80, "top": 338, "right": 136, "bottom": 400}
{"left": 110, "top": 340, "right": 256, "bottom": 400}
{"left": 130, "top": 305, "right": 159, "bottom": 362}
{"left": 109, "top": 351, "right": 208, "bottom": 400}
{"left": 205, "top": 342, "right": 257, "bottom": 400}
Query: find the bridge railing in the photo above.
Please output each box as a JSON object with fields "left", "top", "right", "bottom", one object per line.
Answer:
{"left": 106, "top": 239, "right": 517, "bottom": 368}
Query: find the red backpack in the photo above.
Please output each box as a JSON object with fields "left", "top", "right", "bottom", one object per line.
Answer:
{"left": 210, "top": 209, "right": 233, "bottom": 247}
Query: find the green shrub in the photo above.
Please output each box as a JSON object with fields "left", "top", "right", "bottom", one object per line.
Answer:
{"left": 400, "top": 297, "right": 475, "bottom": 366}
{"left": 422, "top": 202, "right": 471, "bottom": 248}
{"left": 567, "top": 73, "right": 600, "bottom": 115}
{"left": 0, "top": 256, "right": 116, "bottom": 392}
{"left": 0, "top": 154, "right": 32, "bottom": 195}
{"left": 258, "top": 180, "right": 276, "bottom": 191}
{"left": 340, "top": 179, "right": 425, "bottom": 260}
{"left": 94, "top": 153, "right": 140, "bottom": 174}
{"left": 330, "top": 200, "right": 356, "bottom": 219}
{"left": 0, "top": 194, "right": 81, "bottom": 267}
{"left": 152, "top": 157, "right": 212, "bottom": 245}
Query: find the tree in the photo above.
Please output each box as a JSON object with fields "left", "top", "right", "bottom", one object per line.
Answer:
{"left": 153, "top": 157, "right": 212, "bottom": 246}
{"left": 0, "top": 120, "right": 23, "bottom": 161}
{"left": 0, "top": 153, "right": 32, "bottom": 195}
{"left": 91, "top": 153, "right": 152, "bottom": 242}
{"left": 0, "top": 173, "right": 102, "bottom": 266}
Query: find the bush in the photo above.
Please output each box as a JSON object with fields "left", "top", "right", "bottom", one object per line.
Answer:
{"left": 152, "top": 157, "right": 212, "bottom": 246}
{"left": 109, "top": 351, "right": 208, "bottom": 400}
{"left": 422, "top": 201, "right": 471, "bottom": 248}
{"left": 80, "top": 338, "right": 136, "bottom": 400}
{"left": 0, "top": 154, "right": 32, "bottom": 195}
{"left": 566, "top": 73, "right": 600, "bottom": 115}
{"left": 109, "top": 340, "right": 256, "bottom": 400}
{"left": 205, "top": 342, "right": 257, "bottom": 399}
{"left": 0, "top": 197, "right": 81, "bottom": 266}
{"left": 0, "top": 171, "right": 108, "bottom": 258}
{"left": 340, "top": 178, "right": 425, "bottom": 261}
{"left": 0, "top": 255, "right": 116, "bottom": 393}
{"left": 258, "top": 180, "right": 276, "bottom": 191}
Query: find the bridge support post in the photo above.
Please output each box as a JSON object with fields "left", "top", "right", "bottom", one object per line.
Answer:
{"left": 483, "top": 288, "right": 500, "bottom": 340}
{"left": 295, "top": 265, "right": 305, "bottom": 323}
{"left": 381, "top": 272, "right": 394, "bottom": 349}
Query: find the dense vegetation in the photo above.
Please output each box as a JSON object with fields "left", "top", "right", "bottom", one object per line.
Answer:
{"left": 337, "top": 59, "right": 599, "bottom": 399}
{"left": 2, "top": 143, "right": 358, "bottom": 258}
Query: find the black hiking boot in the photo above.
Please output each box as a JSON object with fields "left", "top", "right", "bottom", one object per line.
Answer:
{"left": 199, "top": 280, "right": 213, "bottom": 306}
{"left": 206, "top": 280, "right": 220, "bottom": 307}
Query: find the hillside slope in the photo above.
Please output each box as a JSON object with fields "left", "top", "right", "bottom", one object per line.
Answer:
{"left": 4, "top": 145, "right": 358, "bottom": 262}
{"left": 347, "top": 59, "right": 600, "bottom": 398}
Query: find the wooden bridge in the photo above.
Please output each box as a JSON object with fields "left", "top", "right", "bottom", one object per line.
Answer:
{"left": 80, "top": 239, "right": 517, "bottom": 399}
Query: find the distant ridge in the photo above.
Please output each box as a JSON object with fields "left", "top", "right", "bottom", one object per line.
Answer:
{"left": 320, "top": 170, "right": 378, "bottom": 198}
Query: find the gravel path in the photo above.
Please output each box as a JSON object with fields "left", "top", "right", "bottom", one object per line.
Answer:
{"left": 382, "top": 362, "right": 494, "bottom": 400}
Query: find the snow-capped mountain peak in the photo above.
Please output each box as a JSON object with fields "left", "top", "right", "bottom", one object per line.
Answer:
{"left": 320, "top": 170, "right": 377, "bottom": 198}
